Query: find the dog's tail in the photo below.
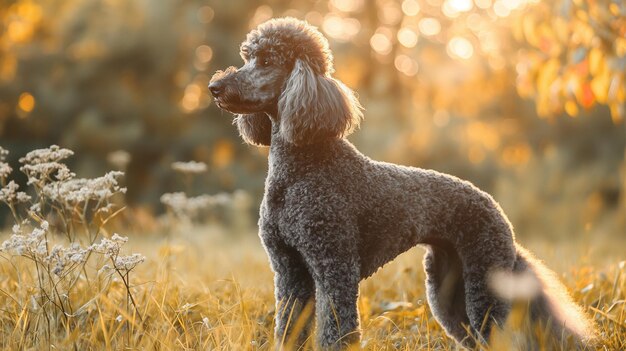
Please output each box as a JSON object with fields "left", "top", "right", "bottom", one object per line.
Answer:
{"left": 492, "top": 244, "right": 597, "bottom": 344}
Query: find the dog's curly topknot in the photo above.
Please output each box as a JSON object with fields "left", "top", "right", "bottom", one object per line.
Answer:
{"left": 240, "top": 17, "right": 334, "bottom": 75}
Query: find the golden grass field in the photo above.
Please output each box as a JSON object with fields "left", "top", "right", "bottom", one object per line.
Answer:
{"left": 0, "top": 0, "right": 625, "bottom": 348}
{"left": 1, "top": 222, "right": 624, "bottom": 350}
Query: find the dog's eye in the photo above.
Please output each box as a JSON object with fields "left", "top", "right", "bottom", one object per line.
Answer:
{"left": 259, "top": 58, "right": 271, "bottom": 67}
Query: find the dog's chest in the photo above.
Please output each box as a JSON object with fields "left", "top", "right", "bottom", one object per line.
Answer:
{"left": 263, "top": 176, "right": 288, "bottom": 213}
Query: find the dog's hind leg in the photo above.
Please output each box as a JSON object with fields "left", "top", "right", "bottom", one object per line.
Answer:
{"left": 423, "top": 242, "right": 471, "bottom": 344}
{"left": 459, "top": 230, "right": 517, "bottom": 344}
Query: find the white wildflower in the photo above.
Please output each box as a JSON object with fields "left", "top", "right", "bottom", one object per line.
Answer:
{"left": 115, "top": 315, "right": 123, "bottom": 322}
{"left": 1, "top": 221, "right": 50, "bottom": 259}
{"left": 29, "top": 203, "right": 41, "bottom": 213}
{"left": 48, "top": 244, "right": 63, "bottom": 258}
{"left": 19, "top": 145, "right": 74, "bottom": 186}
{"left": 91, "top": 237, "right": 122, "bottom": 258}
{"left": 16, "top": 192, "right": 31, "bottom": 203}
{"left": 97, "top": 203, "right": 115, "bottom": 214}
{"left": 202, "top": 316, "right": 210, "bottom": 329}
{"left": 0, "top": 162, "right": 11, "bottom": 179}
{"left": 0, "top": 146, "right": 8, "bottom": 161}
{"left": 19, "top": 145, "right": 74, "bottom": 164}
{"left": 171, "top": 161, "right": 207, "bottom": 174}
{"left": 42, "top": 171, "right": 125, "bottom": 205}
{"left": 211, "top": 192, "right": 232, "bottom": 206}
{"left": 160, "top": 192, "right": 230, "bottom": 218}
{"left": 0, "top": 146, "right": 9, "bottom": 177}
{"left": 55, "top": 167, "right": 75, "bottom": 181}
{"left": 68, "top": 250, "right": 88, "bottom": 263}
{"left": 111, "top": 233, "right": 128, "bottom": 243}
{"left": 33, "top": 234, "right": 48, "bottom": 257}
{"left": 52, "top": 263, "right": 64, "bottom": 276}
{"left": 113, "top": 253, "right": 145, "bottom": 271}
{"left": 90, "top": 233, "right": 131, "bottom": 261}
{"left": 0, "top": 181, "right": 31, "bottom": 204}
{"left": 44, "top": 241, "right": 91, "bottom": 275}
{"left": 107, "top": 150, "right": 131, "bottom": 169}
{"left": 0, "top": 180, "right": 19, "bottom": 203}
{"left": 180, "top": 302, "right": 194, "bottom": 310}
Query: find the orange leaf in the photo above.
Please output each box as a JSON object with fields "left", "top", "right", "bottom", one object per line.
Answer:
{"left": 609, "top": 103, "right": 624, "bottom": 124}
{"left": 588, "top": 48, "right": 603, "bottom": 75}
{"left": 580, "top": 83, "right": 595, "bottom": 108}
{"left": 564, "top": 100, "right": 579, "bottom": 117}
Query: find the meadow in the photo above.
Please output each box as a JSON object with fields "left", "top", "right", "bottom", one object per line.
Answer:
{"left": 1, "top": 0, "right": 625, "bottom": 350}
{"left": 0, "top": 145, "right": 624, "bottom": 350}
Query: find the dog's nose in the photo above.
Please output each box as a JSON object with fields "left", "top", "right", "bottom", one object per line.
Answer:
{"left": 208, "top": 81, "right": 224, "bottom": 97}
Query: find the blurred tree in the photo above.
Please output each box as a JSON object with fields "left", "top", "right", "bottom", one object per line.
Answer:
{"left": 513, "top": 0, "right": 625, "bottom": 121}
{"left": 512, "top": 0, "right": 626, "bottom": 217}
{"left": 0, "top": 0, "right": 269, "bottom": 208}
{"left": 0, "top": 0, "right": 623, "bottom": 236}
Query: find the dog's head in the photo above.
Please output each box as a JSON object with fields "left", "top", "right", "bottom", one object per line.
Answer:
{"left": 209, "top": 17, "right": 363, "bottom": 146}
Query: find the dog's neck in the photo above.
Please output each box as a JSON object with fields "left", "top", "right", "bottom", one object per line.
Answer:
{"left": 266, "top": 115, "right": 336, "bottom": 150}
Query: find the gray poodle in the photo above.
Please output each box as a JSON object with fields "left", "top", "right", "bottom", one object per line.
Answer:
{"left": 209, "top": 18, "right": 596, "bottom": 349}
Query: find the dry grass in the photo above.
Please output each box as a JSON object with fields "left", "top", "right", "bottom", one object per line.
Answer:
{"left": 1, "top": 224, "right": 623, "bottom": 350}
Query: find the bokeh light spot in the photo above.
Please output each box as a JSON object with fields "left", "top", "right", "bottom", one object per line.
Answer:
{"left": 418, "top": 18, "right": 441, "bottom": 36}
{"left": 249, "top": 5, "right": 273, "bottom": 28}
{"left": 442, "top": 2, "right": 460, "bottom": 18}
{"left": 323, "top": 15, "right": 361, "bottom": 41}
{"left": 330, "top": 0, "right": 364, "bottom": 12}
{"left": 181, "top": 84, "right": 202, "bottom": 113}
{"left": 475, "top": 0, "right": 493, "bottom": 9}
{"left": 493, "top": 0, "right": 512, "bottom": 17}
{"left": 195, "top": 45, "right": 213, "bottom": 63}
{"left": 397, "top": 27, "right": 418, "bottom": 48}
{"left": 305, "top": 11, "right": 324, "bottom": 25}
{"left": 447, "top": 0, "right": 473, "bottom": 13}
{"left": 18, "top": 92, "right": 35, "bottom": 113}
{"left": 447, "top": 37, "right": 474, "bottom": 59}
{"left": 401, "top": 0, "right": 420, "bottom": 16}
{"left": 212, "top": 139, "right": 234, "bottom": 168}
{"left": 370, "top": 33, "right": 393, "bottom": 55}
{"left": 394, "top": 55, "right": 419, "bottom": 76}
{"left": 197, "top": 6, "right": 214, "bottom": 24}
{"left": 502, "top": 0, "right": 524, "bottom": 11}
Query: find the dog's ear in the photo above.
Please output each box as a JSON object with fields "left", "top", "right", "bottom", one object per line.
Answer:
{"left": 234, "top": 113, "right": 272, "bottom": 146}
{"left": 278, "top": 59, "right": 363, "bottom": 145}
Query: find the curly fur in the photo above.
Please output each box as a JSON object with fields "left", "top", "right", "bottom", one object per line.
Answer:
{"left": 234, "top": 113, "right": 272, "bottom": 146}
{"left": 209, "top": 17, "right": 597, "bottom": 350}
{"left": 278, "top": 59, "right": 362, "bottom": 145}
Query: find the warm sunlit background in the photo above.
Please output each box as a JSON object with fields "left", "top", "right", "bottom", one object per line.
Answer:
{"left": 2, "top": 0, "right": 624, "bottom": 241}
{"left": 0, "top": 1, "right": 625, "bottom": 349}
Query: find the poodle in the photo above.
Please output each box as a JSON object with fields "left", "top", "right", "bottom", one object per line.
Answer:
{"left": 209, "top": 18, "right": 596, "bottom": 349}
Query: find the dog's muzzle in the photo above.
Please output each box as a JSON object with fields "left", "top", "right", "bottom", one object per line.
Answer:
{"left": 208, "top": 80, "right": 224, "bottom": 98}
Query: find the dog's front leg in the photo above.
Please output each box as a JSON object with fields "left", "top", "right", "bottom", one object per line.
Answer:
{"left": 301, "top": 242, "right": 361, "bottom": 350}
{"left": 262, "top": 234, "right": 315, "bottom": 349}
